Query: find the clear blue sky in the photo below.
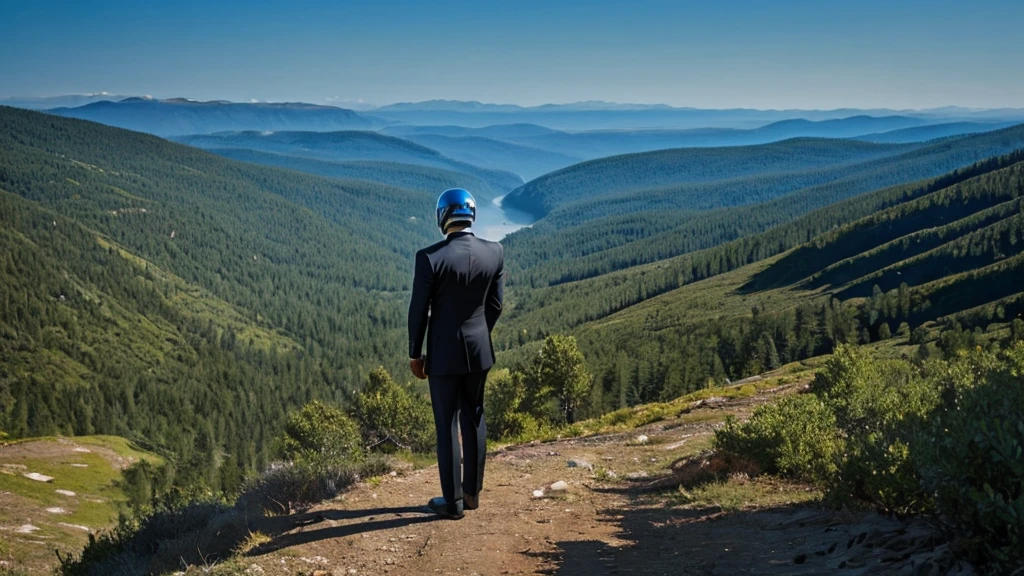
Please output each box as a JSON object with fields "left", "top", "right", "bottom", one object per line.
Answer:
{"left": 1, "top": 0, "right": 1021, "bottom": 109}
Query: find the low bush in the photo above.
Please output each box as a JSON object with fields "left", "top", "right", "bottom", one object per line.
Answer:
{"left": 917, "top": 344, "right": 1024, "bottom": 568}
{"left": 281, "top": 400, "right": 363, "bottom": 471}
{"left": 715, "top": 342, "right": 1024, "bottom": 573}
{"left": 813, "top": 346, "right": 940, "bottom": 513}
{"left": 352, "top": 367, "right": 433, "bottom": 453}
{"left": 716, "top": 394, "right": 841, "bottom": 484}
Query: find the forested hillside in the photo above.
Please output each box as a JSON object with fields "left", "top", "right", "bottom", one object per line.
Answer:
{"left": 204, "top": 148, "right": 505, "bottom": 199}
{"left": 502, "top": 138, "right": 918, "bottom": 217}
{"left": 391, "top": 133, "right": 583, "bottom": 181}
{"left": 172, "top": 130, "right": 522, "bottom": 199}
{"left": 501, "top": 124, "right": 1024, "bottom": 287}
{"left": 497, "top": 151, "right": 1024, "bottom": 413}
{"left": 853, "top": 121, "right": 1019, "bottom": 143}
{"left": 0, "top": 106, "right": 436, "bottom": 489}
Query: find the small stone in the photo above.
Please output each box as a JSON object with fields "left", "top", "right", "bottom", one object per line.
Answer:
{"left": 46, "top": 507, "right": 68, "bottom": 514}
{"left": 635, "top": 435, "right": 649, "bottom": 445}
{"left": 56, "top": 489, "right": 77, "bottom": 496}
{"left": 70, "top": 463, "right": 89, "bottom": 468}
{"left": 567, "top": 459, "right": 593, "bottom": 470}
{"left": 626, "top": 471, "right": 648, "bottom": 479}
{"left": 532, "top": 489, "right": 545, "bottom": 498}
{"left": 549, "top": 480, "right": 569, "bottom": 492}
{"left": 23, "top": 472, "right": 54, "bottom": 482}
{"left": 15, "top": 524, "right": 39, "bottom": 534}
{"left": 605, "top": 470, "right": 618, "bottom": 479}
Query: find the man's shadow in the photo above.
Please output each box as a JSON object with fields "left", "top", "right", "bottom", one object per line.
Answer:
{"left": 249, "top": 505, "right": 439, "bottom": 555}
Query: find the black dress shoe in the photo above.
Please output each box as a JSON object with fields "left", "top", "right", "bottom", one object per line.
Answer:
{"left": 426, "top": 497, "right": 464, "bottom": 519}
{"left": 463, "top": 492, "right": 479, "bottom": 510}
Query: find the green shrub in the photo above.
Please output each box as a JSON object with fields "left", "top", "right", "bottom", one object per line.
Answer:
{"left": 715, "top": 393, "right": 841, "bottom": 484}
{"left": 812, "top": 346, "right": 940, "bottom": 512}
{"left": 281, "top": 400, "right": 363, "bottom": 471}
{"left": 716, "top": 342, "right": 1024, "bottom": 570}
{"left": 352, "top": 367, "right": 433, "bottom": 453}
{"left": 484, "top": 368, "right": 527, "bottom": 440}
{"left": 916, "top": 344, "right": 1024, "bottom": 569}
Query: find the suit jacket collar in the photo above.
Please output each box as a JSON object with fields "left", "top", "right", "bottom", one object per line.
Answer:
{"left": 446, "top": 230, "right": 474, "bottom": 240}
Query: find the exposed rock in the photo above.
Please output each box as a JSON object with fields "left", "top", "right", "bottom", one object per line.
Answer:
{"left": 58, "top": 523, "right": 91, "bottom": 532}
{"left": 15, "top": 524, "right": 39, "bottom": 533}
{"left": 56, "top": 489, "right": 77, "bottom": 496}
{"left": 22, "top": 472, "right": 54, "bottom": 482}
{"left": 691, "top": 396, "right": 728, "bottom": 410}
{"left": 549, "top": 480, "right": 569, "bottom": 492}
{"left": 532, "top": 489, "right": 545, "bottom": 498}
{"left": 635, "top": 435, "right": 649, "bottom": 445}
{"left": 567, "top": 459, "right": 592, "bottom": 470}
{"left": 46, "top": 507, "right": 68, "bottom": 514}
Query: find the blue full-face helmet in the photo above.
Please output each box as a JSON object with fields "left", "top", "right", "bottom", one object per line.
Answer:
{"left": 436, "top": 188, "right": 476, "bottom": 232}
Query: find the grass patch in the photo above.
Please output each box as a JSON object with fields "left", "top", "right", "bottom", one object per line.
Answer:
{"left": 669, "top": 477, "right": 823, "bottom": 512}
{"left": 507, "top": 367, "right": 813, "bottom": 445}
{"left": 233, "top": 530, "right": 272, "bottom": 555}
{"left": 0, "top": 436, "right": 163, "bottom": 574}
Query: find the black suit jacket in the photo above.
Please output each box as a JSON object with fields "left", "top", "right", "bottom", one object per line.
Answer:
{"left": 408, "top": 231, "right": 505, "bottom": 376}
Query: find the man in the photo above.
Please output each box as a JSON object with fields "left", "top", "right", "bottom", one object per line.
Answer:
{"left": 408, "top": 188, "right": 504, "bottom": 520}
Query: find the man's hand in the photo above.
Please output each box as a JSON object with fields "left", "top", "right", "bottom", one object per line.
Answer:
{"left": 409, "top": 357, "right": 427, "bottom": 380}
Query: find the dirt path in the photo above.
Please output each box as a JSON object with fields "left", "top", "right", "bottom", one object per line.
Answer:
{"left": 232, "top": 389, "right": 966, "bottom": 576}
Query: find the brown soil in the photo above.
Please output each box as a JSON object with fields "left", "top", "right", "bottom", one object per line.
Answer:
{"left": 230, "top": 388, "right": 969, "bottom": 576}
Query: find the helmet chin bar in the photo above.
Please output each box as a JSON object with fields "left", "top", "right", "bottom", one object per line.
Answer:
{"left": 442, "top": 217, "right": 473, "bottom": 236}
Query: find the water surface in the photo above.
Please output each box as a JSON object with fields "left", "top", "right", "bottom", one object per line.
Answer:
{"left": 474, "top": 194, "right": 536, "bottom": 241}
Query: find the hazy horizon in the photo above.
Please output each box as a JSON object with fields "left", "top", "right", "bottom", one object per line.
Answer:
{"left": 2, "top": 0, "right": 1023, "bottom": 110}
{"left": 3, "top": 93, "right": 1022, "bottom": 114}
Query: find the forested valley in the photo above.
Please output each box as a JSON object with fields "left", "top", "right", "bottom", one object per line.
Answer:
{"left": 2, "top": 104, "right": 1023, "bottom": 512}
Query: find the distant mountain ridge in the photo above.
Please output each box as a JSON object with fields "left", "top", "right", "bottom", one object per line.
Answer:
{"left": 370, "top": 100, "right": 1024, "bottom": 130}
{"left": 0, "top": 92, "right": 135, "bottom": 109}
{"left": 47, "top": 98, "right": 380, "bottom": 136}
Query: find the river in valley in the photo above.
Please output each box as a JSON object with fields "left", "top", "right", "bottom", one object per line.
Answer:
{"left": 473, "top": 194, "right": 537, "bottom": 241}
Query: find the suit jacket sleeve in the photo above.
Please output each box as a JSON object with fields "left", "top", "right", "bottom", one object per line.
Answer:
{"left": 485, "top": 246, "right": 505, "bottom": 332}
{"left": 408, "top": 250, "right": 433, "bottom": 359}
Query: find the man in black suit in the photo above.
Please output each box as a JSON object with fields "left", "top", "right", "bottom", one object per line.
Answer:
{"left": 408, "top": 188, "right": 504, "bottom": 519}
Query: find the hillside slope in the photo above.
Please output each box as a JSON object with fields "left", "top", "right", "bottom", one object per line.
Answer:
{"left": 174, "top": 130, "right": 523, "bottom": 198}
{"left": 0, "top": 436, "right": 161, "bottom": 573}
{"left": 522, "top": 151, "right": 1024, "bottom": 405}
{"left": 206, "top": 148, "right": 507, "bottom": 199}
{"left": 0, "top": 106, "right": 437, "bottom": 488}
{"left": 502, "top": 124, "right": 1024, "bottom": 287}
{"left": 503, "top": 138, "right": 919, "bottom": 218}
{"left": 396, "top": 133, "right": 583, "bottom": 181}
